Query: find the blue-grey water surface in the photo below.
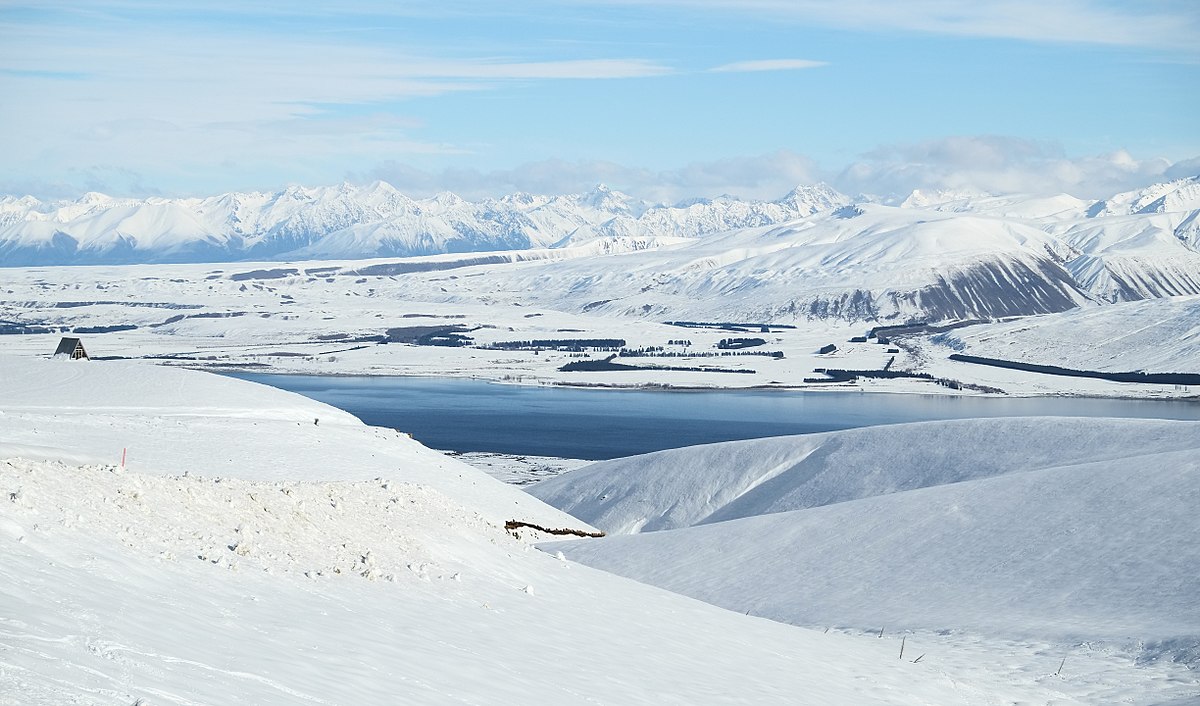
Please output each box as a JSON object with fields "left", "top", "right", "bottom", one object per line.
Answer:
{"left": 227, "top": 374, "right": 1200, "bottom": 460}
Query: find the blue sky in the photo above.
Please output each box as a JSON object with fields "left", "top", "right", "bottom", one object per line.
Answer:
{"left": 2, "top": 0, "right": 1198, "bottom": 201}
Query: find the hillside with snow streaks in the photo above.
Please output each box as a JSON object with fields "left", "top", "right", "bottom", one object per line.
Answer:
{"left": 467, "top": 205, "right": 1092, "bottom": 322}
{"left": 548, "top": 437, "right": 1200, "bottom": 646}
{"left": 927, "top": 294, "right": 1200, "bottom": 374}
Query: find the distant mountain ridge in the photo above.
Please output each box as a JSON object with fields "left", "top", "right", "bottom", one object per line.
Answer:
{"left": 3, "top": 176, "right": 1200, "bottom": 324}
{"left": 0, "top": 181, "right": 851, "bottom": 266}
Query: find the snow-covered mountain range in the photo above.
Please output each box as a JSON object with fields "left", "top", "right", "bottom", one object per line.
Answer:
{"left": 0, "top": 181, "right": 848, "bottom": 265}
{"left": 3, "top": 176, "right": 1199, "bottom": 324}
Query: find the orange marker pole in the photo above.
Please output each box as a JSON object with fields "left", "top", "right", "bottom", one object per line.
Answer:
{"left": 121, "top": 448, "right": 127, "bottom": 467}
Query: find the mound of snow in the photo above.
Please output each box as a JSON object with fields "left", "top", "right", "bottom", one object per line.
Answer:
{"left": 0, "top": 357, "right": 586, "bottom": 531}
{"left": 549, "top": 438, "right": 1200, "bottom": 646}
{"left": 529, "top": 417, "right": 1200, "bottom": 534}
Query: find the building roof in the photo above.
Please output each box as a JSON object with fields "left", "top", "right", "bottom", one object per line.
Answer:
{"left": 54, "top": 337, "right": 84, "bottom": 356}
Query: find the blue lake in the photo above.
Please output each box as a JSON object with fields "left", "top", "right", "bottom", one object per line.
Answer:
{"left": 228, "top": 374, "right": 1200, "bottom": 460}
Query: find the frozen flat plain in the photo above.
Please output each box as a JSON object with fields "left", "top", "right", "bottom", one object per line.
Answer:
{"left": 1, "top": 257, "right": 1198, "bottom": 399}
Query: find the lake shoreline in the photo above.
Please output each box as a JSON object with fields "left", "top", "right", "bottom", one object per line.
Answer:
{"left": 208, "top": 364, "right": 1200, "bottom": 404}
{"left": 221, "top": 372, "right": 1200, "bottom": 460}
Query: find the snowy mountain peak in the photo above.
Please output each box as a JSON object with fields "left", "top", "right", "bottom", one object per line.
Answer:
{"left": 899, "top": 187, "right": 991, "bottom": 210}
{"left": 1087, "top": 175, "right": 1200, "bottom": 217}
{"left": 79, "top": 191, "right": 114, "bottom": 205}
{"left": 2, "top": 176, "right": 1199, "bottom": 278}
{"left": 578, "top": 183, "right": 637, "bottom": 214}
{"left": 777, "top": 182, "right": 851, "bottom": 215}
{"left": 430, "top": 190, "right": 466, "bottom": 208}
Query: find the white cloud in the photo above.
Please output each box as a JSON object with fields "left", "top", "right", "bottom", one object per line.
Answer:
{"left": 709, "top": 59, "right": 827, "bottom": 73}
{"left": 352, "top": 142, "right": 1198, "bottom": 205}
{"left": 606, "top": 0, "right": 1199, "bottom": 50}
{"left": 834, "top": 136, "right": 1190, "bottom": 200}
{"left": 355, "top": 150, "right": 822, "bottom": 203}
{"left": 0, "top": 10, "right": 674, "bottom": 197}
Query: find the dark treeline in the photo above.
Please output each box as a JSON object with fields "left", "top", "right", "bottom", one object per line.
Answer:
{"left": 805, "top": 367, "right": 1001, "bottom": 393}
{"left": 560, "top": 355, "right": 754, "bottom": 374}
{"left": 489, "top": 338, "right": 626, "bottom": 351}
{"left": 949, "top": 354, "right": 1200, "bottom": 385}
{"left": 868, "top": 319, "right": 989, "bottom": 338}
{"left": 0, "top": 320, "right": 60, "bottom": 335}
{"left": 717, "top": 337, "right": 766, "bottom": 349}
{"left": 618, "top": 348, "right": 783, "bottom": 359}
{"left": 665, "top": 320, "right": 797, "bottom": 332}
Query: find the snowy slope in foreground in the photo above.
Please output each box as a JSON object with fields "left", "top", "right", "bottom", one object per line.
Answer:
{"left": 3, "top": 457, "right": 991, "bottom": 705}
{"left": 529, "top": 417, "right": 1200, "bottom": 533}
{"left": 0, "top": 358, "right": 1013, "bottom": 705}
{"left": 536, "top": 419, "right": 1200, "bottom": 649}
{"left": 0, "top": 357, "right": 584, "bottom": 531}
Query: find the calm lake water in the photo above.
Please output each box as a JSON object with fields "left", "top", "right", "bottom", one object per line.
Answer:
{"left": 229, "top": 374, "right": 1200, "bottom": 459}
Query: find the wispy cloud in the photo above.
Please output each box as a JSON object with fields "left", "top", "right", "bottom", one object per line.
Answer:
{"left": 835, "top": 136, "right": 1190, "bottom": 199}
{"left": 0, "top": 6, "right": 674, "bottom": 192}
{"left": 411, "top": 58, "right": 672, "bottom": 79}
{"left": 599, "top": 0, "right": 1200, "bottom": 51}
{"left": 709, "top": 59, "right": 827, "bottom": 73}
{"left": 355, "top": 150, "right": 822, "bottom": 203}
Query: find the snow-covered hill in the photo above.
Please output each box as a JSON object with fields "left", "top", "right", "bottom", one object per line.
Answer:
{"left": 536, "top": 418, "right": 1200, "bottom": 661}
{"left": 529, "top": 417, "right": 1200, "bottom": 533}
{"left": 459, "top": 205, "right": 1093, "bottom": 322}
{"left": 925, "top": 294, "right": 1200, "bottom": 374}
{"left": 5, "top": 359, "right": 1196, "bottom": 703}
{"left": 0, "top": 357, "right": 582, "bottom": 530}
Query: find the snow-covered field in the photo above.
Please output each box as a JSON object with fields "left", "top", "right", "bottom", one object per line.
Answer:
{"left": 533, "top": 418, "right": 1200, "bottom": 704}
{"left": 1, "top": 252, "right": 1197, "bottom": 399}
